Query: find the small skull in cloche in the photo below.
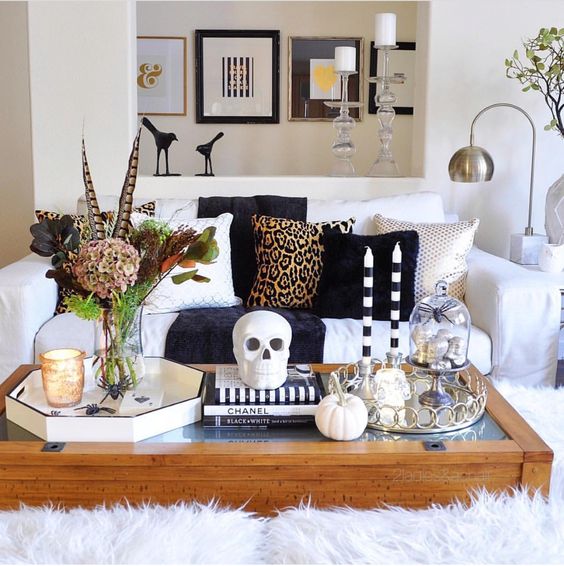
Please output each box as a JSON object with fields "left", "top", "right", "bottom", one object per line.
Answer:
{"left": 408, "top": 280, "right": 471, "bottom": 371}
{"left": 232, "top": 311, "right": 292, "bottom": 389}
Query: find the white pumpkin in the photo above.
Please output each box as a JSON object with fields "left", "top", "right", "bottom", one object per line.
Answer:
{"left": 315, "top": 375, "right": 368, "bottom": 441}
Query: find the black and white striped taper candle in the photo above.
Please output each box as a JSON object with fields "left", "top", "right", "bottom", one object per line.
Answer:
{"left": 362, "top": 246, "right": 374, "bottom": 367}
{"left": 390, "top": 242, "right": 402, "bottom": 358}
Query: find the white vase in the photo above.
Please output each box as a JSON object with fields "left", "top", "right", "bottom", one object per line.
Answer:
{"left": 545, "top": 174, "right": 564, "bottom": 244}
{"left": 538, "top": 243, "right": 564, "bottom": 273}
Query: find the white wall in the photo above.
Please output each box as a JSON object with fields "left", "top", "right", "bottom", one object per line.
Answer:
{"left": 423, "top": 0, "right": 564, "bottom": 258}
{"left": 136, "top": 1, "right": 419, "bottom": 178}
{"left": 12, "top": 0, "right": 564, "bottom": 262}
{"left": 27, "top": 0, "right": 137, "bottom": 212}
{"left": 0, "top": 2, "right": 34, "bottom": 268}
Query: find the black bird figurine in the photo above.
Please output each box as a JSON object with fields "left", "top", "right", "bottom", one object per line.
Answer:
{"left": 195, "top": 132, "right": 224, "bottom": 177}
{"left": 142, "top": 117, "right": 180, "bottom": 176}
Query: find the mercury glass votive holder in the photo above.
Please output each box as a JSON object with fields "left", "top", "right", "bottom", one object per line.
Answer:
{"left": 40, "top": 348, "right": 86, "bottom": 408}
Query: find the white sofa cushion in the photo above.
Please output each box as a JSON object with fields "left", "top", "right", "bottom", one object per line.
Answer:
{"left": 321, "top": 318, "right": 492, "bottom": 376}
{"left": 35, "top": 312, "right": 492, "bottom": 377}
{"left": 307, "top": 191, "right": 446, "bottom": 235}
{"left": 135, "top": 212, "right": 240, "bottom": 312}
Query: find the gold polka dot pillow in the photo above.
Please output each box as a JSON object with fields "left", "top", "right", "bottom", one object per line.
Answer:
{"left": 372, "top": 214, "right": 479, "bottom": 301}
{"left": 247, "top": 215, "right": 355, "bottom": 309}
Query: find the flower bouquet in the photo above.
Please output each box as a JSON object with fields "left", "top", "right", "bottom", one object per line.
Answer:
{"left": 30, "top": 129, "right": 218, "bottom": 394}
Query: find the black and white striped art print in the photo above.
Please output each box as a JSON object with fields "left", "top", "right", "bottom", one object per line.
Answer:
{"left": 222, "top": 57, "right": 254, "bottom": 98}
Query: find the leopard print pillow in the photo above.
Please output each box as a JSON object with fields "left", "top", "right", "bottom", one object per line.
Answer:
{"left": 247, "top": 215, "right": 355, "bottom": 309}
{"left": 35, "top": 202, "right": 156, "bottom": 314}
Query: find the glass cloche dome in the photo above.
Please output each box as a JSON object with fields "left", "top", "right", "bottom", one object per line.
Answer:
{"left": 408, "top": 280, "right": 471, "bottom": 372}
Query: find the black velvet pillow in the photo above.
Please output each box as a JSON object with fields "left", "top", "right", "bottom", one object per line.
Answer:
{"left": 198, "top": 196, "right": 307, "bottom": 302}
{"left": 313, "top": 231, "right": 419, "bottom": 320}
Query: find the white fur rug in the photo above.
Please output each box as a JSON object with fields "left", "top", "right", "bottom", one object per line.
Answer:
{"left": 0, "top": 381, "right": 563, "bottom": 564}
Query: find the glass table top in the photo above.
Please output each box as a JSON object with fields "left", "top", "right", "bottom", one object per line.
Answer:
{"left": 0, "top": 410, "right": 507, "bottom": 444}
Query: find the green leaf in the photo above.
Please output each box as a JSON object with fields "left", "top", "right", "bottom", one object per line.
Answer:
{"left": 514, "top": 49, "right": 519, "bottom": 59}
{"left": 531, "top": 83, "right": 540, "bottom": 90}
{"left": 171, "top": 270, "right": 198, "bottom": 285}
{"left": 544, "top": 124, "right": 553, "bottom": 130}
{"left": 559, "top": 28, "right": 564, "bottom": 35}
{"left": 550, "top": 27, "right": 558, "bottom": 35}
{"left": 522, "top": 85, "right": 531, "bottom": 92}
{"left": 192, "top": 274, "right": 211, "bottom": 283}
{"left": 537, "top": 62, "right": 545, "bottom": 70}
{"left": 526, "top": 49, "right": 534, "bottom": 59}
{"left": 197, "top": 226, "right": 217, "bottom": 244}
{"left": 505, "top": 58, "right": 511, "bottom": 66}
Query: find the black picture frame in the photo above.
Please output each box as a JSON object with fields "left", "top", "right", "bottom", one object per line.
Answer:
{"left": 195, "top": 29, "right": 280, "bottom": 124}
{"left": 289, "top": 36, "right": 364, "bottom": 121}
{"left": 369, "top": 41, "right": 416, "bottom": 115}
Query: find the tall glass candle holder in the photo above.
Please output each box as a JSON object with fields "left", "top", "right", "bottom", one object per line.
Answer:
{"left": 324, "top": 71, "right": 363, "bottom": 177}
{"left": 40, "top": 348, "right": 86, "bottom": 408}
{"left": 366, "top": 45, "right": 405, "bottom": 177}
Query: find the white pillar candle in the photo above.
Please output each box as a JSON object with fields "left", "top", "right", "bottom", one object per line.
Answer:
{"left": 362, "top": 246, "right": 374, "bottom": 367}
{"left": 374, "top": 13, "right": 397, "bottom": 47}
{"left": 334, "top": 46, "right": 356, "bottom": 72}
{"left": 390, "top": 242, "right": 402, "bottom": 357}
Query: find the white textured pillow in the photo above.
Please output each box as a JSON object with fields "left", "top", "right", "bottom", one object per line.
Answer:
{"left": 372, "top": 214, "right": 479, "bottom": 301}
{"left": 140, "top": 213, "right": 240, "bottom": 313}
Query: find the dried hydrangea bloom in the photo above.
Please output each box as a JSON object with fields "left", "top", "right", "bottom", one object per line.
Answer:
{"left": 72, "top": 238, "right": 140, "bottom": 299}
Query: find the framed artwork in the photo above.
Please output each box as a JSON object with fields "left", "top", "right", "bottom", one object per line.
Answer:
{"left": 289, "top": 37, "right": 363, "bottom": 121}
{"left": 369, "top": 42, "right": 416, "bottom": 115}
{"left": 137, "top": 36, "right": 187, "bottom": 116}
{"left": 195, "top": 29, "right": 280, "bottom": 124}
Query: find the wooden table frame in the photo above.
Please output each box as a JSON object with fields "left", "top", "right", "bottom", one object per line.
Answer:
{"left": 0, "top": 364, "right": 553, "bottom": 513}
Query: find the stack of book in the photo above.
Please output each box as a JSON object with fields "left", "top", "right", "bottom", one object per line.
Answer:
{"left": 202, "top": 365, "right": 325, "bottom": 428}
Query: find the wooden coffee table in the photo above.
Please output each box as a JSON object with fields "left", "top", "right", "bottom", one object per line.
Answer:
{"left": 0, "top": 364, "right": 553, "bottom": 513}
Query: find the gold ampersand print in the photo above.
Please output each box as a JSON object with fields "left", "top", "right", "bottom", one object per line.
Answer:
{"left": 137, "top": 63, "right": 162, "bottom": 89}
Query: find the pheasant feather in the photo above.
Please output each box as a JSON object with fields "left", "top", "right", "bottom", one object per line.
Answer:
{"left": 112, "top": 127, "right": 141, "bottom": 239}
{"left": 82, "top": 139, "right": 106, "bottom": 240}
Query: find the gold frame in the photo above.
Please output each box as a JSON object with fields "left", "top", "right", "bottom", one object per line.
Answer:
{"left": 288, "top": 36, "right": 364, "bottom": 122}
{"left": 137, "top": 35, "right": 187, "bottom": 117}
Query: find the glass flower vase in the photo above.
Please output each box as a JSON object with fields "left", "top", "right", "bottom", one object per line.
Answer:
{"left": 93, "top": 307, "right": 145, "bottom": 390}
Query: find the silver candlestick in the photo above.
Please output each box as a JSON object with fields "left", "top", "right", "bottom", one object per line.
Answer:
{"left": 324, "top": 71, "right": 363, "bottom": 177}
{"left": 366, "top": 45, "right": 405, "bottom": 177}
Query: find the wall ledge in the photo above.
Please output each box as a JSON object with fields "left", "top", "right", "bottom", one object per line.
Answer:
{"left": 135, "top": 175, "right": 429, "bottom": 200}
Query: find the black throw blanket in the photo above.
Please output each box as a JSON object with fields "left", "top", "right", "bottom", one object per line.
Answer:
{"left": 164, "top": 305, "right": 326, "bottom": 364}
{"left": 197, "top": 195, "right": 307, "bottom": 302}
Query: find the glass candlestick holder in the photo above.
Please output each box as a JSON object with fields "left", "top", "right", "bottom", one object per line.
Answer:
{"left": 324, "top": 71, "right": 363, "bottom": 177}
{"left": 366, "top": 45, "right": 405, "bottom": 177}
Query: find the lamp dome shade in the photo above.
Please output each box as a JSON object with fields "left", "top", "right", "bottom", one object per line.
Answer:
{"left": 448, "top": 145, "right": 494, "bottom": 182}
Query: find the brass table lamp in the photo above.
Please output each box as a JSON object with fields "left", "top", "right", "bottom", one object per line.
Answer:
{"left": 448, "top": 102, "right": 548, "bottom": 264}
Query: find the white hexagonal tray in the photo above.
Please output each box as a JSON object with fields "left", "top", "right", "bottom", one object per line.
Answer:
{"left": 5, "top": 357, "right": 203, "bottom": 442}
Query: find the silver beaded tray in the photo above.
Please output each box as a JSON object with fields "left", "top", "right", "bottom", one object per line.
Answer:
{"left": 331, "top": 363, "right": 488, "bottom": 434}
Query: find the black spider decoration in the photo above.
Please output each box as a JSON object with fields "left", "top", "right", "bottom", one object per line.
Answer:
{"left": 74, "top": 403, "right": 116, "bottom": 416}
{"left": 97, "top": 375, "right": 133, "bottom": 404}
{"left": 418, "top": 299, "right": 459, "bottom": 325}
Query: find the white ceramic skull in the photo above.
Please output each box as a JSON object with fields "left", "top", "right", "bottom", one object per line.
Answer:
{"left": 232, "top": 311, "right": 292, "bottom": 389}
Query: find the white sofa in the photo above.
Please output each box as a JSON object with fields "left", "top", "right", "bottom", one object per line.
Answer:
{"left": 0, "top": 191, "right": 560, "bottom": 386}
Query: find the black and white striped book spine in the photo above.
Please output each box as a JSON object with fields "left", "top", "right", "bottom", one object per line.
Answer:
{"left": 213, "top": 366, "right": 321, "bottom": 405}
{"left": 362, "top": 246, "right": 374, "bottom": 367}
{"left": 390, "top": 242, "right": 402, "bottom": 357}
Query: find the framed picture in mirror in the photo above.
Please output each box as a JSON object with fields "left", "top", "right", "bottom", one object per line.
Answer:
{"left": 369, "top": 41, "right": 416, "bottom": 115}
{"left": 289, "top": 37, "right": 364, "bottom": 121}
{"left": 195, "top": 29, "right": 280, "bottom": 124}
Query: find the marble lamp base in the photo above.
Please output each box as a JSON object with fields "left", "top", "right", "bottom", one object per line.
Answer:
{"left": 510, "top": 233, "right": 549, "bottom": 265}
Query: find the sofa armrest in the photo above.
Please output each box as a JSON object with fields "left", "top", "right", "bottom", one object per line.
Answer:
{"left": 465, "top": 247, "right": 561, "bottom": 386}
{"left": 0, "top": 254, "right": 57, "bottom": 381}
